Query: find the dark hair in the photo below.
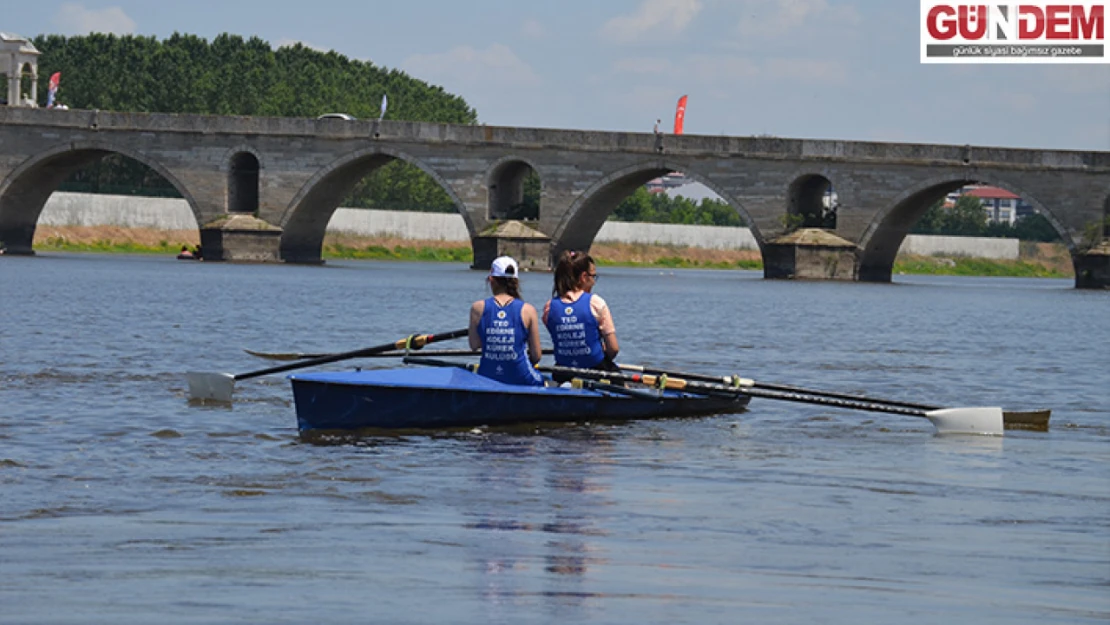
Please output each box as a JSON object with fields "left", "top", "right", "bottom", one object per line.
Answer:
{"left": 552, "top": 250, "right": 594, "bottom": 298}
{"left": 491, "top": 276, "right": 522, "bottom": 299}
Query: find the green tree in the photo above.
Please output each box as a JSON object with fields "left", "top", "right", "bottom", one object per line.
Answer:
{"left": 945, "top": 195, "right": 988, "bottom": 236}
{"left": 911, "top": 200, "right": 946, "bottom": 235}
{"left": 608, "top": 187, "right": 745, "bottom": 226}
{"left": 1010, "top": 213, "right": 1061, "bottom": 242}
{"left": 611, "top": 187, "right": 654, "bottom": 222}
{"left": 33, "top": 33, "right": 478, "bottom": 200}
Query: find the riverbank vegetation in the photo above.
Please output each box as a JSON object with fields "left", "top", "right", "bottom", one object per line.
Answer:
{"left": 27, "top": 226, "right": 1074, "bottom": 278}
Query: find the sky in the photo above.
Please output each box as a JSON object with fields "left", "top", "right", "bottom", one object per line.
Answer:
{"left": 5, "top": 0, "right": 1110, "bottom": 151}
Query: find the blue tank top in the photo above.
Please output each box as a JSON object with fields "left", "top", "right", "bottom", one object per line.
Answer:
{"left": 545, "top": 292, "right": 605, "bottom": 369}
{"left": 477, "top": 297, "right": 544, "bottom": 386}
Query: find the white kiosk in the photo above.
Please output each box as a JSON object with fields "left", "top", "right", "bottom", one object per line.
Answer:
{"left": 1, "top": 32, "right": 40, "bottom": 107}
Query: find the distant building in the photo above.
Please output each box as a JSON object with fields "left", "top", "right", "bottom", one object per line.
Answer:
{"left": 965, "top": 185, "right": 1035, "bottom": 225}
{"left": 945, "top": 184, "right": 1035, "bottom": 225}
{"left": 645, "top": 172, "right": 689, "bottom": 194}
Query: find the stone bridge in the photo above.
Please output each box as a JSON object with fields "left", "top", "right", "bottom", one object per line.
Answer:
{"left": 0, "top": 107, "right": 1107, "bottom": 288}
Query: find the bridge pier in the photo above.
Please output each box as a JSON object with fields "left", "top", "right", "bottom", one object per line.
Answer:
{"left": 199, "top": 215, "right": 283, "bottom": 263}
{"left": 0, "top": 224, "right": 35, "bottom": 255}
{"left": 1075, "top": 242, "right": 1110, "bottom": 289}
{"left": 762, "top": 229, "right": 860, "bottom": 281}
{"left": 471, "top": 221, "right": 553, "bottom": 272}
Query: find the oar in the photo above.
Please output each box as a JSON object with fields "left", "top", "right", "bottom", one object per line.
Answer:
{"left": 569, "top": 377, "right": 664, "bottom": 401}
{"left": 187, "top": 328, "right": 468, "bottom": 402}
{"left": 401, "top": 356, "right": 663, "bottom": 400}
{"left": 243, "top": 348, "right": 333, "bottom": 361}
{"left": 618, "top": 363, "right": 1050, "bottom": 431}
{"left": 401, "top": 355, "right": 478, "bottom": 372}
{"left": 540, "top": 364, "right": 1006, "bottom": 435}
{"left": 244, "top": 347, "right": 555, "bottom": 361}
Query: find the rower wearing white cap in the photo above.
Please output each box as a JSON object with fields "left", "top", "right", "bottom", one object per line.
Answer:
{"left": 468, "top": 256, "right": 545, "bottom": 386}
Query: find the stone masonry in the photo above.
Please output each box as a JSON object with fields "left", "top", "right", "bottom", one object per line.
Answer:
{"left": 0, "top": 107, "right": 1107, "bottom": 288}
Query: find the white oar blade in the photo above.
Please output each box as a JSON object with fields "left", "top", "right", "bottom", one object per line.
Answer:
{"left": 924, "top": 407, "right": 1004, "bottom": 436}
{"left": 186, "top": 372, "right": 236, "bottom": 402}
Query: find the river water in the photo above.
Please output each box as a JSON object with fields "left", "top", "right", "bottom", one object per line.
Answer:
{"left": 1, "top": 253, "right": 1107, "bottom": 624}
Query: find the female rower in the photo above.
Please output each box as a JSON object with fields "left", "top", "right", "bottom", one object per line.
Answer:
{"left": 468, "top": 255, "right": 545, "bottom": 386}
{"left": 543, "top": 250, "right": 620, "bottom": 381}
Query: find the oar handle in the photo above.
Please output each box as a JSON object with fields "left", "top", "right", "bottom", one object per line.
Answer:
{"left": 234, "top": 328, "right": 468, "bottom": 381}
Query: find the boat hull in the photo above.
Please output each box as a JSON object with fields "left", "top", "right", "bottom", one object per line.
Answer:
{"left": 290, "top": 367, "right": 750, "bottom": 431}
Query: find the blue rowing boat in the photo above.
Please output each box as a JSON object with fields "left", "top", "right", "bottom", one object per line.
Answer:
{"left": 289, "top": 366, "right": 751, "bottom": 431}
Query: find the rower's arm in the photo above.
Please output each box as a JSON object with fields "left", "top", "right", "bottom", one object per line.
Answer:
{"left": 468, "top": 301, "right": 484, "bottom": 351}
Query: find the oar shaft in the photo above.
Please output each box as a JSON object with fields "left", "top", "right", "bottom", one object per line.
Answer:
{"left": 543, "top": 364, "right": 928, "bottom": 418}
{"left": 246, "top": 347, "right": 554, "bottom": 361}
{"left": 616, "top": 363, "right": 1046, "bottom": 431}
{"left": 618, "top": 364, "right": 937, "bottom": 411}
{"left": 402, "top": 355, "right": 476, "bottom": 371}
{"left": 404, "top": 358, "right": 665, "bottom": 401}
{"left": 235, "top": 329, "right": 467, "bottom": 381}
{"left": 752, "top": 380, "right": 936, "bottom": 411}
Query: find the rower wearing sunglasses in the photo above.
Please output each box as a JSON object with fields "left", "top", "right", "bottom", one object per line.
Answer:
{"left": 543, "top": 250, "right": 621, "bottom": 383}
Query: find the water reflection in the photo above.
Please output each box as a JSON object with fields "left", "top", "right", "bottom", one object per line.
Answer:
{"left": 465, "top": 430, "right": 615, "bottom": 616}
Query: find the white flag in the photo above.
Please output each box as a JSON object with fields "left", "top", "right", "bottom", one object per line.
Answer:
{"left": 379, "top": 94, "right": 388, "bottom": 121}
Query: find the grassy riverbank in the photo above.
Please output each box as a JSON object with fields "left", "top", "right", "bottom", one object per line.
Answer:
{"left": 24, "top": 225, "right": 1074, "bottom": 278}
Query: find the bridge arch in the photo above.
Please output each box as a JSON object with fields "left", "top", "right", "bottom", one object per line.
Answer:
{"left": 223, "top": 145, "right": 265, "bottom": 215}
{"left": 787, "top": 173, "right": 838, "bottom": 230}
{"left": 857, "top": 174, "right": 1067, "bottom": 282}
{"left": 278, "top": 146, "right": 469, "bottom": 264}
{"left": 0, "top": 140, "right": 199, "bottom": 255}
{"left": 552, "top": 160, "right": 757, "bottom": 255}
{"left": 228, "top": 152, "right": 260, "bottom": 214}
{"left": 487, "top": 155, "right": 541, "bottom": 221}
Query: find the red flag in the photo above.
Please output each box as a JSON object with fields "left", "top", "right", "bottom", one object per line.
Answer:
{"left": 673, "top": 95, "right": 687, "bottom": 135}
{"left": 46, "top": 72, "right": 61, "bottom": 108}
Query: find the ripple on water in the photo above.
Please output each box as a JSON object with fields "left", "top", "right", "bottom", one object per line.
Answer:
{"left": 2, "top": 260, "right": 1107, "bottom": 624}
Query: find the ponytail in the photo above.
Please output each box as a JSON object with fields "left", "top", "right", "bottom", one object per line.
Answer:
{"left": 552, "top": 249, "right": 594, "bottom": 297}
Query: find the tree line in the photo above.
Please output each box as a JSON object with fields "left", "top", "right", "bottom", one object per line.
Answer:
{"left": 911, "top": 196, "right": 1060, "bottom": 242}
{"left": 34, "top": 32, "right": 473, "bottom": 210}
{"left": 609, "top": 187, "right": 746, "bottom": 226}
{"left": 498, "top": 173, "right": 746, "bottom": 227}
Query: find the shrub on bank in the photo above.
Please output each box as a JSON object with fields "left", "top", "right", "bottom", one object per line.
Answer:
{"left": 29, "top": 229, "right": 1073, "bottom": 278}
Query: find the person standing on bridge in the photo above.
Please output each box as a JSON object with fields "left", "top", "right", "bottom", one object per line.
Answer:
{"left": 543, "top": 250, "right": 620, "bottom": 383}
{"left": 468, "top": 256, "right": 545, "bottom": 386}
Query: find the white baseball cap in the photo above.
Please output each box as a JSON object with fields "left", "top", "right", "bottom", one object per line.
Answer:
{"left": 489, "top": 256, "right": 519, "bottom": 278}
